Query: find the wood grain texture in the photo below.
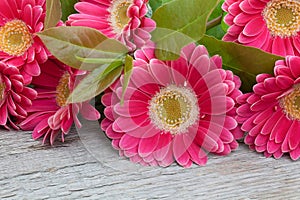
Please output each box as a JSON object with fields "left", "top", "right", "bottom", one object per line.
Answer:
{"left": 1, "top": 121, "right": 300, "bottom": 200}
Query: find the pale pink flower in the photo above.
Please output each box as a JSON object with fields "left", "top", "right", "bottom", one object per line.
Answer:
{"left": 0, "top": 62, "right": 37, "bottom": 129}
{"left": 19, "top": 59, "right": 100, "bottom": 145}
{"left": 67, "top": 0, "right": 156, "bottom": 51}
{"left": 101, "top": 43, "right": 242, "bottom": 167}
{"left": 237, "top": 56, "right": 300, "bottom": 160}
{"left": 222, "top": 0, "right": 300, "bottom": 56}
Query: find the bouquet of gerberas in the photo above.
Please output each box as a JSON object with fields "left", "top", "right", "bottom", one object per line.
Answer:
{"left": 1, "top": 0, "right": 300, "bottom": 167}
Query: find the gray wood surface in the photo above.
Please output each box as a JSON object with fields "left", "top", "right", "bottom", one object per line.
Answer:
{"left": 1, "top": 120, "right": 300, "bottom": 200}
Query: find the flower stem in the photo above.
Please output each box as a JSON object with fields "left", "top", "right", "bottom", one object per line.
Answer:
{"left": 206, "top": 15, "right": 223, "bottom": 30}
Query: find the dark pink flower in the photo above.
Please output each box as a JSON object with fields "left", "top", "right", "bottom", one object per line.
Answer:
{"left": 0, "top": 0, "right": 54, "bottom": 84}
{"left": 0, "top": 62, "right": 37, "bottom": 129}
{"left": 101, "top": 43, "right": 242, "bottom": 167}
{"left": 222, "top": 0, "right": 300, "bottom": 56}
{"left": 237, "top": 56, "right": 300, "bottom": 160}
{"left": 67, "top": 0, "right": 156, "bottom": 51}
{"left": 19, "top": 59, "right": 100, "bottom": 145}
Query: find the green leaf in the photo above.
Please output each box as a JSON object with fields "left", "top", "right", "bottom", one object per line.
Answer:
{"left": 208, "top": 0, "right": 224, "bottom": 21}
{"left": 149, "top": 0, "right": 174, "bottom": 12}
{"left": 76, "top": 55, "right": 123, "bottom": 65}
{"left": 67, "top": 62, "right": 124, "bottom": 103}
{"left": 206, "top": 0, "right": 226, "bottom": 39}
{"left": 60, "top": 0, "right": 77, "bottom": 21}
{"left": 221, "top": 14, "right": 229, "bottom": 32}
{"left": 149, "top": 0, "right": 162, "bottom": 12}
{"left": 152, "top": 0, "right": 220, "bottom": 60}
{"left": 120, "top": 55, "right": 133, "bottom": 105}
{"left": 153, "top": 28, "right": 195, "bottom": 60}
{"left": 37, "top": 26, "right": 128, "bottom": 71}
{"left": 199, "top": 35, "right": 283, "bottom": 92}
{"left": 100, "top": 60, "right": 124, "bottom": 78}
{"left": 45, "top": 0, "right": 62, "bottom": 29}
{"left": 206, "top": 25, "right": 225, "bottom": 40}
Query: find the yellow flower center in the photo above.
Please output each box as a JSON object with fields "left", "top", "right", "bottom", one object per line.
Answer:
{"left": 149, "top": 85, "right": 199, "bottom": 135}
{"left": 56, "top": 73, "right": 71, "bottom": 107}
{"left": 0, "top": 82, "right": 5, "bottom": 101}
{"left": 281, "top": 87, "right": 300, "bottom": 120}
{"left": 109, "top": 0, "right": 132, "bottom": 35}
{"left": 0, "top": 20, "right": 33, "bottom": 56}
{"left": 263, "top": 0, "right": 300, "bottom": 37}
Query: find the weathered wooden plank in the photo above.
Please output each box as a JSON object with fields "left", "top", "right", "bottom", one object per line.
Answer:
{"left": 1, "top": 121, "right": 300, "bottom": 199}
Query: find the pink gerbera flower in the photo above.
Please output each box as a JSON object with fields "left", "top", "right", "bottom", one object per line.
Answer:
{"left": 67, "top": 0, "right": 156, "bottom": 51}
{"left": 0, "top": 0, "right": 53, "bottom": 84}
{"left": 222, "top": 0, "right": 300, "bottom": 56}
{"left": 101, "top": 43, "right": 242, "bottom": 167}
{"left": 0, "top": 61, "right": 37, "bottom": 129}
{"left": 19, "top": 59, "right": 100, "bottom": 145}
{"left": 237, "top": 56, "right": 300, "bottom": 160}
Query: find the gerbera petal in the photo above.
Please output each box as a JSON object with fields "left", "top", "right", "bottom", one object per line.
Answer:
{"left": 75, "top": 2, "right": 108, "bottom": 15}
{"left": 223, "top": 0, "right": 300, "bottom": 56}
{"left": 288, "top": 121, "right": 300, "bottom": 150}
{"left": 114, "top": 100, "right": 148, "bottom": 117}
{"left": 261, "top": 109, "right": 282, "bottom": 135}
{"left": 138, "top": 133, "right": 160, "bottom": 157}
{"left": 276, "top": 75, "right": 294, "bottom": 90}
{"left": 153, "top": 133, "right": 172, "bottom": 161}
{"left": 102, "top": 43, "right": 241, "bottom": 167}
{"left": 0, "top": 0, "right": 18, "bottom": 19}
{"left": 22, "top": 4, "right": 33, "bottom": 28}
{"left": 126, "top": 124, "right": 156, "bottom": 138}
{"left": 113, "top": 115, "right": 148, "bottom": 132}
{"left": 200, "top": 96, "right": 234, "bottom": 115}
{"left": 0, "top": 103, "right": 8, "bottom": 125}
{"left": 288, "top": 56, "right": 300, "bottom": 78}
{"left": 173, "top": 134, "right": 190, "bottom": 167}
{"left": 273, "top": 149, "right": 284, "bottom": 159}
{"left": 130, "top": 67, "right": 159, "bottom": 95}
{"left": 24, "top": 60, "right": 41, "bottom": 76}
{"left": 237, "top": 54, "right": 300, "bottom": 160}
{"left": 290, "top": 146, "right": 300, "bottom": 160}
{"left": 272, "top": 115, "right": 292, "bottom": 143}
{"left": 115, "top": 86, "right": 150, "bottom": 102}
{"left": 243, "top": 17, "right": 264, "bottom": 36}
{"left": 254, "top": 133, "right": 268, "bottom": 146}
{"left": 272, "top": 37, "right": 286, "bottom": 56}
{"left": 68, "top": 0, "right": 155, "bottom": 50}
{"left": 187, "top": 143, "right": 207, "bottom": 166}
{"left": 267, "top": 140, "right": 281, "bottom": 154}
{"left": 80, "top": 102, "right": 101, "bottom": 120}
{"left": 149, "top": 59, "right": 173, "bottom": 86}
{"left": 61, "top": 117, "right": 73, "bottom": 133}
{"left": 119, "top": 134, "right": 140, "bottom": 150}
{"left": 32, "top": 118, "right": 50, "bottom": 140}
